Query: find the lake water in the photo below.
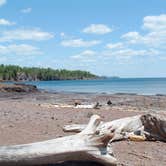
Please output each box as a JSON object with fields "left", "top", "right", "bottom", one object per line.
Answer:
{"left": 22, "top": 78, "right": 166, "bottom": 95}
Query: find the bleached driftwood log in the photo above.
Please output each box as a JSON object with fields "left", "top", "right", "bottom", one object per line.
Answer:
{"left": 74, "top": 102, "right": 101, "bottom": 109}
{"left": 0, "top": 115, "right": 117, "bottom": 166}
{"left": 63, "top": 113, "right": 166, "bottom": 142}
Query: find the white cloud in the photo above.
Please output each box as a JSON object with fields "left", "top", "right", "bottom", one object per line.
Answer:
{"left": 60, "top": 32, "right": 65, "bottom": 37}
{"left": 0, "top": 44, "right": 42, "bottom": 55}
{"left": 143, "top": 14, "right": 166, "bottom": 31}
{"left": 61, "top": 38, "right": 101, "bottom": 47}
{"left": 71, "top": 50, "right": 96, "bottom": 59}
{"left": 103, "top": 48, "right": 159, "bottom": 58}
{"left": 21, "top": 8, "right": 32, "bottom": 14}
{"left": 0, "top": 18, "right": 15, "bottom": 26}
{"left": 81, "top": 50, "right": 96, "bottom": 55}
{"left": 121, "top": 14, "right": 166, "bottom": 48}
{"left": 70, "top": 47, "right": 160, "bottom": 63}
{"left": 121, "top": 31, "right": 140, "bottom": 39}
{"left": 0, "top": 0, "right": 6, "bottom": 7}
{"left": 71, "top": 14, "right": 166, "bottom": 62}
{"left": 82, "top": 24, "right": 112, "bottom": 34}
{"left": 122, "top": 30, "right": 166, "bottom": 48}
{"left": 121, "top": 31, "right": 142, "bottom": 44}
{"left": 106, "top": 42, "right": 124, "bottom": 49}
{"left": 144, "top": 30, "right": 166, "bottom": 47}
{"left": 0, "top": 28, "right": 54, "bottom": 42}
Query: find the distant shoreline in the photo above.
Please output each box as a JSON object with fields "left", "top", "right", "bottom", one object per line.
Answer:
{"left": 0, "top": 64, "right": 99, "bottom": 81}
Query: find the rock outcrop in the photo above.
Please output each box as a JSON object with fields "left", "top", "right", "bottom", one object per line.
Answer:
{"left": 0, "top": 83, "right": 38, "bottom": 93}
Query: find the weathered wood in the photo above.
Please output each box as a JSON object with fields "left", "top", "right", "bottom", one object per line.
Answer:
{"left": 140, "top": 113, "right": 166, "bottom": 141}
{"left": 0, "top": 115, "right": 117, "bottom": 166}
{"left": 63, "top": 115, "right": 143, "bottom": 142}
{"left": 63, "top": 124, "right": 87, "bottom": 133}
{"left": 64, "top": 113, "right": 166, "bottom": 142}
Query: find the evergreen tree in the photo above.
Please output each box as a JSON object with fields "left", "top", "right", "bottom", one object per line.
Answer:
{"left": 0, "top": 64, "right": 98, "bottom": 81}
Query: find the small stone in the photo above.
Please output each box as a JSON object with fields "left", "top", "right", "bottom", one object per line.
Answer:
{"left": 107, "top": 100, "right": 112, "bottom": 105}
{"left": 9, "top": 125, "right": 14, "bottom": 128}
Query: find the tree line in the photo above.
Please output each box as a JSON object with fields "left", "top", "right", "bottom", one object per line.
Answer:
{"left": 0, "top": 64, "right": 98, "bottom": 81}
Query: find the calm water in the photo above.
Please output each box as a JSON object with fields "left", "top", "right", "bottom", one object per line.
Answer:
{"left": 22, "top": 78, "right": 166, "bottom": 95}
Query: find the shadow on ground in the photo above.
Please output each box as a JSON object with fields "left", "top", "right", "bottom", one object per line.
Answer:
{"left": 34, "top": 161, "right": 104, "bottom": 166}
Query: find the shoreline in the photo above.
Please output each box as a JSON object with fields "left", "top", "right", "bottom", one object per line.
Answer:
{"left": 0, "top": 89, "right": 166, "bottom": 112}
{"left": 1, "top": 83, "right": 166, "bottom": 97}
{"left": 40, "top": 89, "right": 166, "bottom": 97}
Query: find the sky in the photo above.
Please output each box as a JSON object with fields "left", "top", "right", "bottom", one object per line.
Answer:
{"left": 0, "top": 0, "right": 166, "bottom": 77}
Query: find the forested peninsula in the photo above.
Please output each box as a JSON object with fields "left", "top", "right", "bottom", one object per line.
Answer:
{"left": 0, "top": 65, "right": 98, "bottom": 81}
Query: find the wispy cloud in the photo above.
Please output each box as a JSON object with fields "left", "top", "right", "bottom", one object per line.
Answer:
{"left": 82, "top": 24, "right": 112, "bottom": 34}
{"left": 21, "top": 8, "right": 32, "bottom": 14}
{"left": 0, "top": 44, "right": 42, "bottom": 55}
{"left": 103, "top": 48, "right": 159, "bottom": 58}
{"left": 71, "top": 50, "right": 96, "bottom": 59}
{"left": 61, "top": 38, "right": 101, "bottom": 47}
{"left": 0, "top": 0, "right": 6, "bottom": 7}
{"left": 60, "top": 32, "right": 65, "bottom": 37}
{"left": 121, "top": 31, "right": 142, "bottom": 44}
{"left": 0, "top": 28, "right": 54, "bottom": 42}
{"left": 106, "top": 42, "right": 124, "bottom": 49}
{"left": 0, "top": 18, "right": 15, "bottom": 26}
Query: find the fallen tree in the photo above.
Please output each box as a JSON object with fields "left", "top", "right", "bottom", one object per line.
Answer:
{"left": 63, "top": 113, "right": 166, "bottom": 142}
{"left": 0, "top": 115, "right": 117, "bottom": 166}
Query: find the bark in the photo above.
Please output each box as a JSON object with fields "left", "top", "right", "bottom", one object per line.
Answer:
{"left": 140, "top": 113, "right": 166, "bottom": 142}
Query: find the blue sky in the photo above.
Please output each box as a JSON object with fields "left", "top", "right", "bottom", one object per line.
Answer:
{"left": 0, "top": 0, "right": 166, "bottom": 77}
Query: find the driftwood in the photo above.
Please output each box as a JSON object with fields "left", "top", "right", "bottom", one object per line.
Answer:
{"left": 74, "top": 102, "right": 101, "bottom": 109}
{"left": 63, "top": 113, "right": 166, "bottom": 142}
{"left": 0, "top": 115, "right": 117, "bottom": 166}
{"left": 39, "top": 103, "right": 100, "bottom": 109}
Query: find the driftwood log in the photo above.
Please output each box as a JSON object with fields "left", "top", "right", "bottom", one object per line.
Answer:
{"left": 0, "top": 115, "right": 117, "bottom": 166}
{"left": 63, "top": 113, "right": 166, "bottom": 142}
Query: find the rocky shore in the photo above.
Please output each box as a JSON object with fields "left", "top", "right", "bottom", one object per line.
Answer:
{"left": 0, "top": 88, "right": 165, "bottom": 166}
{"left": 0, "top": 83, "right": 38, "bottom": 93}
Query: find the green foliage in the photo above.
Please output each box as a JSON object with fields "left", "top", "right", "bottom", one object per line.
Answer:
{"left": 0, "top": 64, "right": 97, "bottom": 81}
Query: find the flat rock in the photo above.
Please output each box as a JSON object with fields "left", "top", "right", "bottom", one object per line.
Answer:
{"left": 0, "top": 83, "right": 38, "bottom": 93}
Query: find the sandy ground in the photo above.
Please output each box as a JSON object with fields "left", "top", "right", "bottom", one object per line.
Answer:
{"left": 0, "top": 91, "right": 165, "bottom": 166}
